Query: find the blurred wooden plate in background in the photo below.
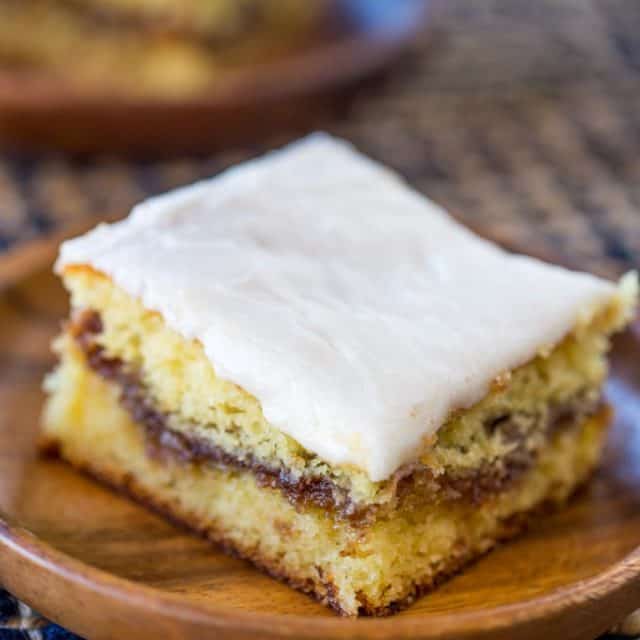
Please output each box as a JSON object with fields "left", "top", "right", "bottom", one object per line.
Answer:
{"left": 0, "top": 0, "right": 432, "bottom": 155}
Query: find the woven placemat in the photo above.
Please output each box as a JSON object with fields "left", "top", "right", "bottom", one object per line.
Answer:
{"left": 0, "top": 1, "right": 639, "bottom": 638}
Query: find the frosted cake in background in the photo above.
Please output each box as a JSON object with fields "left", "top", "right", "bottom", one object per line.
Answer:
{"left": 0, "top": 0, "right": 323, "bottom": 97}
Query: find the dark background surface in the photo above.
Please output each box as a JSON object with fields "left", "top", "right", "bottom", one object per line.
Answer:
{"left": 0, "top": 1, "right": 639, "bottom": 637}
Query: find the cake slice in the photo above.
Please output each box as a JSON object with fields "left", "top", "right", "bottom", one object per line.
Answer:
{"left": 42, "top": 134, "right": 637, "bottom": 616}
{"left": 0, "top": 0, "right": 319, "bottom": 96}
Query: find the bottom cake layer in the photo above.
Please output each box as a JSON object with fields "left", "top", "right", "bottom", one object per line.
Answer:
{"left": 42, "top": 346, "right": 609, "bottom": 616}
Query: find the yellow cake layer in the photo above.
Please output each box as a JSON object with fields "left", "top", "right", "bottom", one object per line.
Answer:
{"left": 42, "top": 337, "right": 609, "bottom": 616}
{"left": 52, "top": 265, "right": 635, "bottom": 510}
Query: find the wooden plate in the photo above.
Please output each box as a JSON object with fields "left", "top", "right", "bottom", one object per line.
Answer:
{"left": 1, "top": 267, "right": 640, "bottom": 640}
{"left": 0, "top": 0, "right": 431, "bottom": 155}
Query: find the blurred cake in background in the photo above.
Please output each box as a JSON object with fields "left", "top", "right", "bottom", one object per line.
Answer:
{"left": 0, "top": 0, "right": 326, "bottom": 97}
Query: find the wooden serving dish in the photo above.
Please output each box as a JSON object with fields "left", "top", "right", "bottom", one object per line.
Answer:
{"left": 0, "top": 0, "right": 431, "bottom": 155}
{"left": 0, "top": 266, "right": 639, "bottom": 640}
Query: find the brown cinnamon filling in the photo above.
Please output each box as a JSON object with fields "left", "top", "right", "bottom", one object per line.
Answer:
{"left": 69, "top": 309, "right": 600, "bottom": 521}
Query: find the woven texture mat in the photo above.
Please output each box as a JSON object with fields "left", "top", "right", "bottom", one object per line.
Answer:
{"left": 0, "top": 1, "right": 639, "bottom": 638}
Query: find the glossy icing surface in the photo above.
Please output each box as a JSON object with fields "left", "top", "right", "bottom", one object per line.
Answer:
{"left": 58, "top": 134, "right": 615, "bottom": 480}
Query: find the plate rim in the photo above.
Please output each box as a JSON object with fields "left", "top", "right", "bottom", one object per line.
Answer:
{"left": 2, "top": 507, "right": 640, "bottom": 639}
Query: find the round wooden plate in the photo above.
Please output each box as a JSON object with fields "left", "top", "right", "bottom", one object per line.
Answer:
{"left": 0, "top": 0, "right": 431, "bottom": 155}
{"left": 1, "top": 267, "right": 640, "bottom": 640}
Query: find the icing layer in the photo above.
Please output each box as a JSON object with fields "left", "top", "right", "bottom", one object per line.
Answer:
{"left": 57, "top": 134, "right": 615, "bottom": 481}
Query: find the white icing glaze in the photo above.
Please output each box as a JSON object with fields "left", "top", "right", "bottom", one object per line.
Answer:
{"left": 57, "top": 134, "right": 616, "bottom": 481}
